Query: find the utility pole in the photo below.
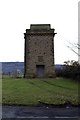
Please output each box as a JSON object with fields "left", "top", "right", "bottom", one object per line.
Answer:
{"left": 78, "top": 2, "right": 80, "bottom": 64}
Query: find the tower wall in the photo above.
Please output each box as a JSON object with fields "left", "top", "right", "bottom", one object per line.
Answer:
{"left": 24, "top": 24, "right": 56, "bottom": 78}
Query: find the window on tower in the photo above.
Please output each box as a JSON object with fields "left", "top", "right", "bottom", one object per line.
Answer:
{"left": 38, "top": 56, "right": 43, "bottom": 62}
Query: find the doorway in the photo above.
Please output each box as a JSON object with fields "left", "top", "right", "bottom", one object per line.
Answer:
{"left": 36, "top": 65, "right": 45, "bottom": 77}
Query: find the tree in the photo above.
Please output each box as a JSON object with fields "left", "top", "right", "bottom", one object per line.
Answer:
{"left": 67, "top": 41, "right": 80, "bottom": 57}
{"left": 63, "top": 60, "right": 80, "bottom": 80}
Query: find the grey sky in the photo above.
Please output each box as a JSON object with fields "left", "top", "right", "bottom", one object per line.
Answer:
{"left": 0, "top": 0, "right": 79, "bottom": 64}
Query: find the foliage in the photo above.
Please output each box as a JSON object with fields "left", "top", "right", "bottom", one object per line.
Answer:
{"left": 55, "top": 60, "right": 80, "bottom": 80}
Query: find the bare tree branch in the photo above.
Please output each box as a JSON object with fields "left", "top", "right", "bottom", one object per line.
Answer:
{"left": 66, "top": 40, "right": 80, "bottom": 57}
{"left": 67, "top": 45, "right": 80, "bottom": 56}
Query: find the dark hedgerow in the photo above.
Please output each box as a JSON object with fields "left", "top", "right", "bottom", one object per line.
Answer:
{"left": 55, "top": 60, "right": 80, "bottom": 80}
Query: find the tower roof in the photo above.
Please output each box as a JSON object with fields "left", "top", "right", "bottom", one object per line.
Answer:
{"left": 30, "top": 24, "right": 51, "bottom": 30}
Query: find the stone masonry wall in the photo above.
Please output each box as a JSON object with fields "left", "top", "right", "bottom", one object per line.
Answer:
{"left": 24, "top": 27, "right": 56, "bottom": 78}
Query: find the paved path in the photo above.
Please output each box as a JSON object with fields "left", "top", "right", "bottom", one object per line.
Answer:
{"left": 2, "top": 105, "right": 80, "bottom": 119}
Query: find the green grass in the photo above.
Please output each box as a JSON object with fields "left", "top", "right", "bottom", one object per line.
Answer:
{"left": 2, "top": 77, "right": 79, "bottom": 105}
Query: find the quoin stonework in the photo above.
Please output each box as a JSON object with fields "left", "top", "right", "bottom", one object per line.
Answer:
{"left": 24, "top": 24, "right": 57, "bottom": 78}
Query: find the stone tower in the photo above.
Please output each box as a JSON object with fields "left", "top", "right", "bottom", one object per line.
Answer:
{"left": 24, "top": 24, "right": 56, "bottom": 78}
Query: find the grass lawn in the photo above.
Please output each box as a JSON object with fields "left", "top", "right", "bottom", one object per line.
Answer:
{"left": 2, "top": 77, "right": 79, "bottom": 105}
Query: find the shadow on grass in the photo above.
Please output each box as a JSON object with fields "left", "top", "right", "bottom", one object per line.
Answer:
{"left": 27, "top": 80, "right": 76, "bottom": 94}
{"left": 27, "top": 80, "right": 54, "bottom": 94}
{"left": 42, "top": 80, "right": 75, "bottom": 91}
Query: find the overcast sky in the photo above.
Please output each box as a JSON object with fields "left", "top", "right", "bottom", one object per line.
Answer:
{"left": 0, "top": 0, "right": 79, "bottom": 64}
